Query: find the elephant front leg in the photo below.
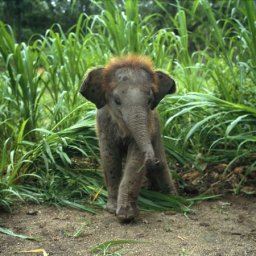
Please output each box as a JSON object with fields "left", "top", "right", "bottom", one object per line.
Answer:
{"left": 100, "top": 142, "right": 122, "bottom": 214}
{"left": 116, "top": 143, "right": 144, "bottom": 222}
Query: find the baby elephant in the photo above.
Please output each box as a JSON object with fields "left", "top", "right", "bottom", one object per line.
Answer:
{"left": 80, "top": 55, "right": 177, "bottom": 222}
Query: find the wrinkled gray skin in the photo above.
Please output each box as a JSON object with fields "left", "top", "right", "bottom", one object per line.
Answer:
{"left": 80, "top": 65, "right": 177, "bottom": 222}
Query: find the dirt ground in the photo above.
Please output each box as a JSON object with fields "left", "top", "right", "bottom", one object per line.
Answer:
{"left": 0, "top": 195, "right": 256, "bottom": 256}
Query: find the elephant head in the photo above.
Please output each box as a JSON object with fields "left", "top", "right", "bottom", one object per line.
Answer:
{"left": 80, "top": 55, "right": 176, "bottom": 169}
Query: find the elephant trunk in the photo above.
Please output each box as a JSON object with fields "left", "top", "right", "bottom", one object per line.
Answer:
{"left": 123, "top": 107, "right": 160, "bottom": 169}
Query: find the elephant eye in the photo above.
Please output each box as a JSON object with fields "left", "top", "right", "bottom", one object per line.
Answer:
{"left": 114, "top": 96, "right": 121, "bottom": 105}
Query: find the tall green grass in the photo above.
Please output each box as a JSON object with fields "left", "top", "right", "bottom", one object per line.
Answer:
{"left": 0, "top": 0, "right": 255, "bottom": 211}
{"left": 0, "top": 22, "right": 44, "bottom": 136}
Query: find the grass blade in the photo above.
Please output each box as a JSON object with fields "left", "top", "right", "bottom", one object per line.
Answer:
{"left": 0, "top": 226, "right": 38, "bottom": 241}
{"left": 90, "top": 239, "right": 145, "bottom": 254}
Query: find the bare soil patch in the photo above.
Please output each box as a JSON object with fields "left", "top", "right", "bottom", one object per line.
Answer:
{"left": 0, "top": 195, "right": 256, "bottom": 256}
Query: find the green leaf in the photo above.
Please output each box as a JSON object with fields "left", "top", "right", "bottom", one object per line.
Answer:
{"left": 0, "top": 226, "right": 39, "bottom": 241}
{"left": 90, "top": 239, "right": 145, "bottom": 253}
{"left": 17, "top": 119, "right": 29, "bottom": 144}
{"left": 60, "top": 199, "right": 96, "bottom": 214}
{"left": 225, "top": 114, "right": 248, "bottom": 136}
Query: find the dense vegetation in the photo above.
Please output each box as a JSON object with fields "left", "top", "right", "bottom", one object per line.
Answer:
{"left": 0, "top": 0, "right": 255, "bottom": 212}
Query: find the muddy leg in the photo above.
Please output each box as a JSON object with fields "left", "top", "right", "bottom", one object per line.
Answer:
{"left": 116, "top": 143, "right": 144, "bottom": 222}
{"left": 147, "top": 123, "right": 177, "bottom": 195}
{"left": 99, "top": 139, "right": 122, "bottom": 213}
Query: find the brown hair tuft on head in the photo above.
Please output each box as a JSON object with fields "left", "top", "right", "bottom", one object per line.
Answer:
{"left": 105, "top": 54, "right": 154, "bottom": 72}
{"left": 103, "top": 55, "right": 157, "bottom": 89}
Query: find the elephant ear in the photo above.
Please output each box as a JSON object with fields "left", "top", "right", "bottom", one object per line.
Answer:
{"left": 80, "top": 68, "right": 106, "bottom": 109}
{"left": 152, "top": 71, "right": 176, "bottom": 109}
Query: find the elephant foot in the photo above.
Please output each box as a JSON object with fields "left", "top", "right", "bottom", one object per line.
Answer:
{"left": 166, "top": 178, "right": 178, "bottom": 195}
{"left": 116, "top": 202, "right": 138, "bottom": 222}
{"left": 105, "top": 200, "right": 117, "bottom": 214}
{"left": 162, "top": 184, "right": 178, "bottom": 195}
{"left": 170, "top": 184, "right": 178, "bottom": 196}
{"left": 145, "top": 157, "right": 163, "bottom": 171}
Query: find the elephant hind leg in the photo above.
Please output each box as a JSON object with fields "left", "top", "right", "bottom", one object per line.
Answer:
{"left": 148, "top": 121, "right": 178, "bottom": 195}
{"left": 146, "top": 164, "right": 177, "bottom": 195}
